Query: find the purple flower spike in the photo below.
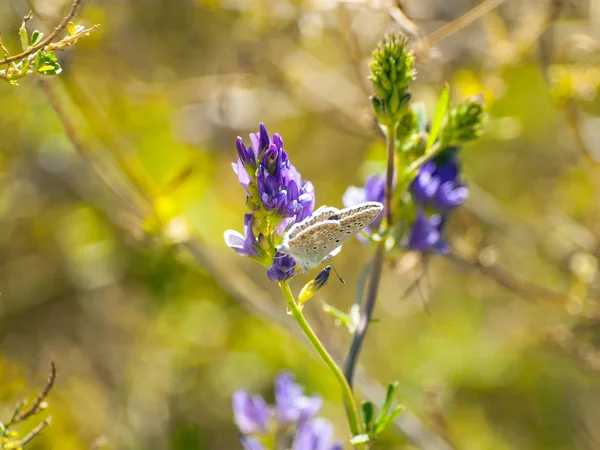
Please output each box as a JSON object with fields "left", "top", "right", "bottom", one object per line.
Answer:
{"left": 229, "top": 124, "right": 317, "bottom": 282}
{"left": 224, "top": 214, "right": 260, "bottom": 257}
{"left": 275, "top": 372, "right": 323, "bottom": 425}
{"left": 407, "top": 209, "right": 449, "bottom": 253}
{"left": 232, "top": 391, "right": 268, "bottom": 435}
{"left": 267, "top": 253, "right": 296, "bottom": 282}
{"left": 292, "top": 418, "right": 336, "bottom": 450}
{"left": 240, "top": 437, "right": 265, "bottom": 450}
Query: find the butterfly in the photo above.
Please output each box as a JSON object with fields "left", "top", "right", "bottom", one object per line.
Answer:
{"left": 276, "top": 201, "right": 383, "bottom": 272}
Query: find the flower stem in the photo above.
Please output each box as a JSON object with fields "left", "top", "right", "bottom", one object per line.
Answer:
{"left": 279, "top": 281, "right": 363, "bottom": 438}
{"left": 344, "top": 124, "right": 397, "bottom": 387}
{"left": 384, "top": 125, "right": 396, "bottom": 227}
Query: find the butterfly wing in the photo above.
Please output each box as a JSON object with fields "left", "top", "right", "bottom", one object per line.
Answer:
{"left": 283, "top": 220, "right": 342, "bottom": 269}
{"left": 335, "top": 202, "right": 383, "bottom": 237}
{"left": 287, "top": 206, "right": 340, "bottom": 239}
{"left": 332, "top": 201, "right": 383, "bottom": 224}
{"left": 279, "top": 202, "right": 384, "bottom": 271}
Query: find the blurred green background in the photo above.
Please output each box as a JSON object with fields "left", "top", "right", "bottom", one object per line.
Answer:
{"left": 1, "top": 0, "right": 600, "bottom": 448}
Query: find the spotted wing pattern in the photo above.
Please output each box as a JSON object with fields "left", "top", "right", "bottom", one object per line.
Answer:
{"left": 287, "top": 206, "right": 340, "bottom": 239}
{"left": 284, "top": 221, "right": 343, "bottom": 269}
{"left": 335, "top": 202, "right": 383, "bottom": 238}
{"left": 279, "top": 202, "right": 383, "bottom": 270}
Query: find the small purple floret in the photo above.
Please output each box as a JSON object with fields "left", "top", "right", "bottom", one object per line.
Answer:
{"left": 275, "top": 371, "right": 323, "bottom": 425}
{"left": 267, "top": 253, "right": 297, "bottom": 282}
{"left": 232, "top": 391, "right": 268, "bottom": 435}
{"left": 406, "top": 209, "right": 449, "bottom": 253}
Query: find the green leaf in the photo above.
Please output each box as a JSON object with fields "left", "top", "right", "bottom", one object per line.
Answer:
{"left": 425, "top": 84, "right": 450, "bottom": 153}
{"left": 37, "top": 65, "right": 56, "bottom": 71}
{"left": 349, "top": 434, "right": 371, "bottom": 445}
{"left": 30, "top": 30, "right": 44, "bottom": 46}
{"left": 374, "top": 405, "right": 405, "bottom": 434}
{"left": 19, "top": 26, "right": 29, "bottom": 51}
{"left": 374, "top": 381, "right": 398, "bottom": 431}
{"left": 361, "top": 402, "right": 374, "bottom": 432}
{"left": 321, "top": 302, "right": 353, "bottom": 330}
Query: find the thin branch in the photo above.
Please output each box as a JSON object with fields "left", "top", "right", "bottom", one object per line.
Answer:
{"left": 19, "top": 417, "right": 52, "bottom": 446}
{"left": 424, "top": 0, "right": 507, "bottom": 46}
{"left": 0, "top": 33, "right": 10, "bottom": 56}
{"left": 0, "top": 0, "right": 83, "bottom": 66}
{"left": 15, "top": 361, "right": 56, "bottom": 423}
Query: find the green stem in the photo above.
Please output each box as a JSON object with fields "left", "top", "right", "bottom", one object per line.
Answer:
{"left": 279, "top": 281, "right": 363, "bottom": 438}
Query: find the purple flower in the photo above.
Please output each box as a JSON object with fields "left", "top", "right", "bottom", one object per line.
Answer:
{"left": 435, "top": 181, "right": 468, "bottom": 211}
{"left": 411, "top": 162, "right": 439, "bottom": 204}
{"left": 240, "top": 437, "right": 265, "bottom": 450}
{"left": 267, "top": 253, "right": 297, "bottom": 282}
{"left": 292, "top": 418, "right": 341, "bottom": 450}
{"left": 231, "top": 371, "right": 341, "bottom": 449}
{"left": 258, "top": 167, "right": 287, "bottom": 212}
{"left": 406, "top": 209, "right": 449, "bottom": 253}
{"left": 410, "top": 149, "right": 468, "bottom": 212}
{"left": 224, "top": 214, "right": 261, "bottom": 258}
{"left": 232, "top": 391, "right": 268, "bottom": 435}
{"left": 227, "top": 123, "right": 317, "bottom": 282}
{"left": 275, "top": 372, "right": 323, "bottom": 425}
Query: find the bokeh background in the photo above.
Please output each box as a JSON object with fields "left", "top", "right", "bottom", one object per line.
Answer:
{"left": 1, "top": 0, "right": 600, "bottom": 448}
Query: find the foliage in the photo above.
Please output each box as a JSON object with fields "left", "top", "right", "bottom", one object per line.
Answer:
{"left": 1, "top": 0, "right": 600, "bottom": 449}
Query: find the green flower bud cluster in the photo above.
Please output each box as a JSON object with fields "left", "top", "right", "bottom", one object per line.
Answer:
{"left": 369, "top": 33, "right": 416, "bottom": 126}
{"left": 439, "top": 95, "right": 486, "bottom": 147}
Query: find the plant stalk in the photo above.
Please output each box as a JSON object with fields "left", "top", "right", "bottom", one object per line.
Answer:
{"left": 344, "top": 124, "right": 397, "bottom": 386}
{"left": 279, "top": 281, "right": 363, "bottom": 439}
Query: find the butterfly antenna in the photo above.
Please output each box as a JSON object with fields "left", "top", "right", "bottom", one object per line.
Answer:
{"left": 327, "top": 262, "right": 345, "bottom": 284}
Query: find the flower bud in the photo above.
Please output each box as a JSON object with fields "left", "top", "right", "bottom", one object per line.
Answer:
{"left": 298, "top": 266, "right": 331, "bottom": 304}
{"left": 439, "top": 95, "right": 486, "bottom": 147}
{"left": 369, "top": 33, "right": 416, "bottom": 126}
